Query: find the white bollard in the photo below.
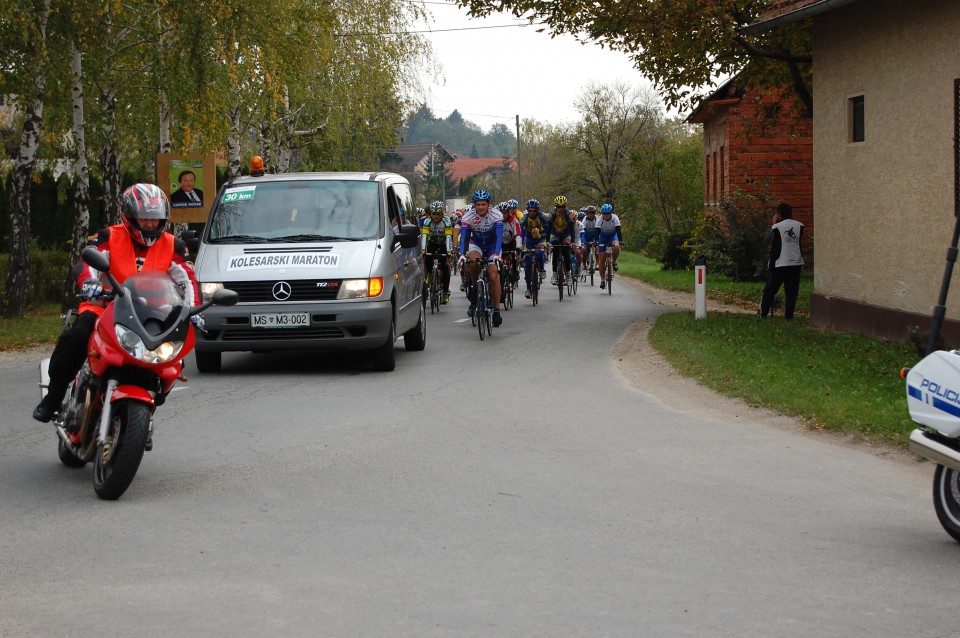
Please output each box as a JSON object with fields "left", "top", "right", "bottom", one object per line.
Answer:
{"left": 695, "top": 255, "right": 707, "bottom": 319}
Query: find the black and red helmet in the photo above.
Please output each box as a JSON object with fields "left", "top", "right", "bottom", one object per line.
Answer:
{"left": 121, "top": 183, "right": 170, "bottom": 246}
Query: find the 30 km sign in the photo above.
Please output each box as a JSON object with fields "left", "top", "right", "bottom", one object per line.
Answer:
{"left": 221, "top": 186, "right": 257, "bottom": 203}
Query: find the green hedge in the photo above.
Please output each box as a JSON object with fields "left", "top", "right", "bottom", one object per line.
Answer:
{"left": 0, "top": 245, "right": 73, "bottom": 307}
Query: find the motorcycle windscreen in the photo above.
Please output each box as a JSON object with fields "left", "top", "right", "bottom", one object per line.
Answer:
{"left": 118, "top": 272, "right": 187, "bottom": 338}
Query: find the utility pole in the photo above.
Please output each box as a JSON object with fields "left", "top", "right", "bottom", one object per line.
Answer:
{"left": 515, "top": 115, "right": 523, "bottom": 206}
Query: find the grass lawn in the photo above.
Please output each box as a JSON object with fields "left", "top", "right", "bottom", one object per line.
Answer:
{"left": 648, "top": 312, "right": 919, "bottom": 447}
{"left": 0, "top": 304, "right": 63, "bottom": 351}
{"left": 616, "top": 251, "right": 813, "bottom": 314}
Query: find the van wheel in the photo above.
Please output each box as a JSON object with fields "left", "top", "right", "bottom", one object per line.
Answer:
{"left": 195, "top": 350, "right": 221, "bottom": 373}
{"left": 404, "top": 301, "right": 426, "bottom": 351}
{"left": 371, "top": 318, "right": 396, "bottom": 372}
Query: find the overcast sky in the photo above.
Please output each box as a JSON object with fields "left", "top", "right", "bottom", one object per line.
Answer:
{"left": 413, "top": 2, "right": 662, "bottom": 130}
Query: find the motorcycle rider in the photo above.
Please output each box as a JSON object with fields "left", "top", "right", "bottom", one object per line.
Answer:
{"left": 33, "top": 183, "right": 200, "bottom": 423}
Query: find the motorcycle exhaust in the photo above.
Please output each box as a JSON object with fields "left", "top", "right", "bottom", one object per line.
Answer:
{"left": 910, "top": 428, "right": 960, "bottom": 472}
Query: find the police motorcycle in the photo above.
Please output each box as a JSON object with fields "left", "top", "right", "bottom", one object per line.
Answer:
{"left": 904, "top": 349, "right": 960, "bottom": 541}
{"left": 39, "top": 247, "right": 237, "bottom": 499}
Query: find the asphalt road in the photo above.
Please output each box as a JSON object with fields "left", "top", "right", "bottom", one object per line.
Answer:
{"left": 1, "top": 277, "right": 958, "bottom": 637}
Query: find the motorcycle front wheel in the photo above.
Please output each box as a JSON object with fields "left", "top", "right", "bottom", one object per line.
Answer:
{"left": 93, "top": 399, "right": 150, "bottom": 500}
{"left": 933, "top": 464, "right": 960, "bottom": 542}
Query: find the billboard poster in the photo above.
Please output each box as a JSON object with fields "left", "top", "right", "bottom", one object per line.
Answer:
{"left": 157, "top": 153, "right": 216, "bottom": 223}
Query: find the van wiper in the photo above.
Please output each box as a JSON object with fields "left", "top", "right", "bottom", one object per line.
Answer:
{"left": 209, "top": 234, "right": 268, "bottom": 244}
{"left": 271, "top": 234, "right": 361, "bottom": 242}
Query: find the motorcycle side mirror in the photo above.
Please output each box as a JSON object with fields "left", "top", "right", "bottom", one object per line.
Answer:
{"left": 80, "top": 246, "right": 124, "bottom": 297}
{"left": 190, "top": 288, "right": 239, "bottom": 316}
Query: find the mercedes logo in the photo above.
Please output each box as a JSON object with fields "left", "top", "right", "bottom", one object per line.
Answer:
{"left": 272, "top": 281, "right": 292, "bottom": 301}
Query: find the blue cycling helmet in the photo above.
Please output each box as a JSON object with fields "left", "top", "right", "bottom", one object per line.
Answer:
{"left": 526, "top": 198, "right": 540, "bottom": 209}
{"left": 496, "top": 201, "right": 509, "bottom": 212}
{"left": 472, "top": 189, "right": 492, "bottom": 203}
{"left": 507, "top": 199, "right": 519, "bottom": 209}
{"left": 600, "top": 203, "right": 614, "bottom": 214}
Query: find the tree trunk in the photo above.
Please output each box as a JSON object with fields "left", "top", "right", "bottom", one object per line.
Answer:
{"left": 100, "top": 86, "right": 122, "bottom": 225}
{"left": 66, "top": 41, "right": 91, "bottom": 311}
{"left": 228, "top": 106, "right": 242, "bottom": 179}
{"left": 4, "top": 0, "right": 50, "bottom": 317}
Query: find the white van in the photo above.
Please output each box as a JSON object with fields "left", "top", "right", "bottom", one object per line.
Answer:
{"left": 192, "top": 171, "right": 425, "bottom": 372}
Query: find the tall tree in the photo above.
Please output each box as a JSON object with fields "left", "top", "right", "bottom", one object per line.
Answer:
{"left": 566, "top": 81, "right": 660, "bottom": 202}
{"left": 456, "top": 0, "right": 813, "bottom": 115}
{"left": 0, "top": 0, "right": 52, "bottom": 316}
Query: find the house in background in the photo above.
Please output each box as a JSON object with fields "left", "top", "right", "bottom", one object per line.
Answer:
{"left": 687, "top": 77, "right": 814, "bottom": 258}
{"left": 749, "top": 0, "right": 960, "bottom": 345}
{"left": 381, "top": 142, "right": 453, "bottom": 180}
{"left": 447, "top": 157, "right": 517, "bottom": 192}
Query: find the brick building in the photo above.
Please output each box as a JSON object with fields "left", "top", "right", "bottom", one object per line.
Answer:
{"left": 687, "top": 77, "right": 814, "bottom": 258}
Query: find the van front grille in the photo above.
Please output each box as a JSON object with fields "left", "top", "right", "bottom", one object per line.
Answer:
{"left": 226, "top": 280, "right": 342, "bottom": 302}
{"left": 220, "top": 326, "right": 344, "bottom": 341}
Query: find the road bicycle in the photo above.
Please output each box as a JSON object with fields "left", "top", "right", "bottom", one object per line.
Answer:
{"left": 523, "top": 248, "right": 544, "bottom": 306}
{"left": 500, "top": 249, "right": 519, "bottom": 311}
{"left": 602, "top": 244, "right": 614, "bottom": 295}
{"left": 583, "top": 241, "right": 598, "bottom": 286}
{"left": 551, "top": 244, "right": 571, "bottom": 302}
{"left": 466, "top": 258, "right": 495, "bottom": 340}
{"left": 569, "top": 248, "right": 579, "bottom": 296}
{"left": 423, "top": 252, "right": 446, "bottom": 314}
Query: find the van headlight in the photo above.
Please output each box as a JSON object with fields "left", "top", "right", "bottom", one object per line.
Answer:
{"left": 115, "top": 324, "right": 184, "bottom": 363}
{"left": 200, "top": 282, "right": 224, "bottom": 302}
{"left": 338, "top": 277, "right": 384, "bottom": 299}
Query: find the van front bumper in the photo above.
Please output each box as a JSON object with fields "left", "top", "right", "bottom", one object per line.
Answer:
{"left": 194, "top": 300, "right": 392, "bottom": 353}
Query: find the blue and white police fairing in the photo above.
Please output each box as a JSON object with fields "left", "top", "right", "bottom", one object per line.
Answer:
{"left": 906, "top": 350, "right": 960, "bottom": 437}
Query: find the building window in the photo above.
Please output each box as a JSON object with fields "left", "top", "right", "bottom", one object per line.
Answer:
{"left": 849, "top": 95, "right": 865, "bottom": 143}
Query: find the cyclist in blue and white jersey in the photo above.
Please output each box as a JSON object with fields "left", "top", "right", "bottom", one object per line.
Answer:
{"left": 519, "top": 198, "right": 550, "bottom": 299}
{"left": 579, "top": 205, "right": 599, "bottom": 269}
{"left": 596, "top": 203, "right": 623, "bottom": 289}
{"left": 458, "top": 190, "right": 505, "bottom": 327}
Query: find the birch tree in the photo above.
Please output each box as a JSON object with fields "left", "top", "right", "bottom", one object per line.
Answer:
{"left": 0, "top": 0, "right": 52, "bottom": 316}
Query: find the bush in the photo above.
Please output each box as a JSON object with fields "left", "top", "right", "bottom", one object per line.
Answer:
{"left": 0, "top": 243, "right": 73, "bottom": 307}
{"left": 647, "top": 231, "right": 691, "bottom": 270}
{"left": 686, "top": 190, "right": 774, "bottom": 282}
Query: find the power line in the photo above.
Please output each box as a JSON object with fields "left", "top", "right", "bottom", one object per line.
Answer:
{"left": 337, "top": 22, "right": 542, "bottom": 37}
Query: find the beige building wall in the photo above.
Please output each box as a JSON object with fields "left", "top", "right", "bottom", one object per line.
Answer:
{"left": 814, "top": 0, "right": 960, "bottom": 318}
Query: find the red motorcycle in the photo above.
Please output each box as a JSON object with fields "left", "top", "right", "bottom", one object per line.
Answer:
{"left": 39, "top": 246, "right": 237, "bottom": 499}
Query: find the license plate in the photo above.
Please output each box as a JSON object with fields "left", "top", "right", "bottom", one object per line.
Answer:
{"left": 250, "top": 312, "right": 310, "bottom": 328}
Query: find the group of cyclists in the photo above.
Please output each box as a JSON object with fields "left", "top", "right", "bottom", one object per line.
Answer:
{"left": 418, "top": 189, "right": 624, "bottom": 330}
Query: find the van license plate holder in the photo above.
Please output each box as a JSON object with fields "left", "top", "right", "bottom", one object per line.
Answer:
{"left": 251, "top": 312, "right": 310, "bottom": 328}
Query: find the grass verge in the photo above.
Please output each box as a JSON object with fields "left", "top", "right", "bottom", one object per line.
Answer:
{"left": 647, "top": 312, "right": 918, "bottom": 447}
{"left": 616, "top": 251, "right": 813, "bottom": 313}
{"left": 0, "top": 304, "right": 63, "bottom": 351}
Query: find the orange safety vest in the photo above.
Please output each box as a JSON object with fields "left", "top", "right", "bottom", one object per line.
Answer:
{"left": 79, "top": 226, "right": 175, "bottom": 315}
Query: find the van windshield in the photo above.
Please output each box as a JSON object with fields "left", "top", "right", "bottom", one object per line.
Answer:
{"left": 208, "top": 180, "right": 381, "bottom": 242}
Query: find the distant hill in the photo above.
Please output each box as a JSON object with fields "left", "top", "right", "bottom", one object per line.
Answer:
{"left": 404, "top": 106, "right": 515, "bottom": 158}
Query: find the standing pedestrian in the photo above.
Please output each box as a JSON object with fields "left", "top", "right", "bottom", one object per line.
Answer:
{"left": 759, "top": 202, "right": 804, "bottom": 320}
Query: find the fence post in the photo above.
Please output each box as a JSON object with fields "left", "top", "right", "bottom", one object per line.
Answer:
{"left": 695, "top": 255, "right": 707, "bottom": 319}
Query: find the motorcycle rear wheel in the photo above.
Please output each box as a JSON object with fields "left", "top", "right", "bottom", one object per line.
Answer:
{"left": 933, "top": 464, "right": 960, "bottom": 542}
{"left": 93, "top": 400, "right": 150, "bottom": 500}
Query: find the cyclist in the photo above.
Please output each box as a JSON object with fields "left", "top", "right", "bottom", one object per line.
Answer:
{"left": 579, "top": 205, "right": 599, "bottom": 269}
{"left": 519, "top": 199, "right": 549, "bottom": 299}
{"left": 500, "top": 200, "right": 522, "bottom": 297}
{"left": 421, "top": 200, "right": 454, "bottom": 304}
{"left": 458, "top": 190, "right": 505, "bottom": 327}
{"left": 597, "top": 203, "right": 624, "bottom": 289}
{"left": 546, "top": 195, "right": 577, "bottom": 286}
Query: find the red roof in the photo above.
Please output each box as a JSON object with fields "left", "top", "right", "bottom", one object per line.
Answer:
{"left": 447, "top": 157, "right": 516, "bottom": 183}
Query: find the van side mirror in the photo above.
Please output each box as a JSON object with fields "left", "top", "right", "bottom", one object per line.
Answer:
{"left": 396, "top": 223, "right": 419, "bottom": 249}
{"left": 181, "top": 229, "right": 201, "bottom": 256}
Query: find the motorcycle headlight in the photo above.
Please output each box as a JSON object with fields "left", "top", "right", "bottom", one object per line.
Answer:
{"left": 200, "top": 282, "right": 224, "bottom": 302}
{"left": 115, "top": 324, "right": 184, "bottom": 363}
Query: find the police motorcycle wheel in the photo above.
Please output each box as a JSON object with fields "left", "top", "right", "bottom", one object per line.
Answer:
{"left": 932, "top": 464, "right": 960, "bottom": 542}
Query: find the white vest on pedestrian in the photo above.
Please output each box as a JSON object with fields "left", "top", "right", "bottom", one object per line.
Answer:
{"left": 773, "top": 219, "right": 804, "bottom": 268}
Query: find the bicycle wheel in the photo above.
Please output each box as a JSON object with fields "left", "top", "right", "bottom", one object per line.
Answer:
{"left": 589, "top": 251, "right": 595, "bottom": 286}
{"left": 607, "top": 260, "right": 613, "bottom": 295}
{"left": 476, "top": 279, "right": 486, "bottom": 340}
{"left": 558, "top": 267, "right": 564, "bottom": 302}
{"left": 572, "top": 264, "right": 578, "bottom": 295}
